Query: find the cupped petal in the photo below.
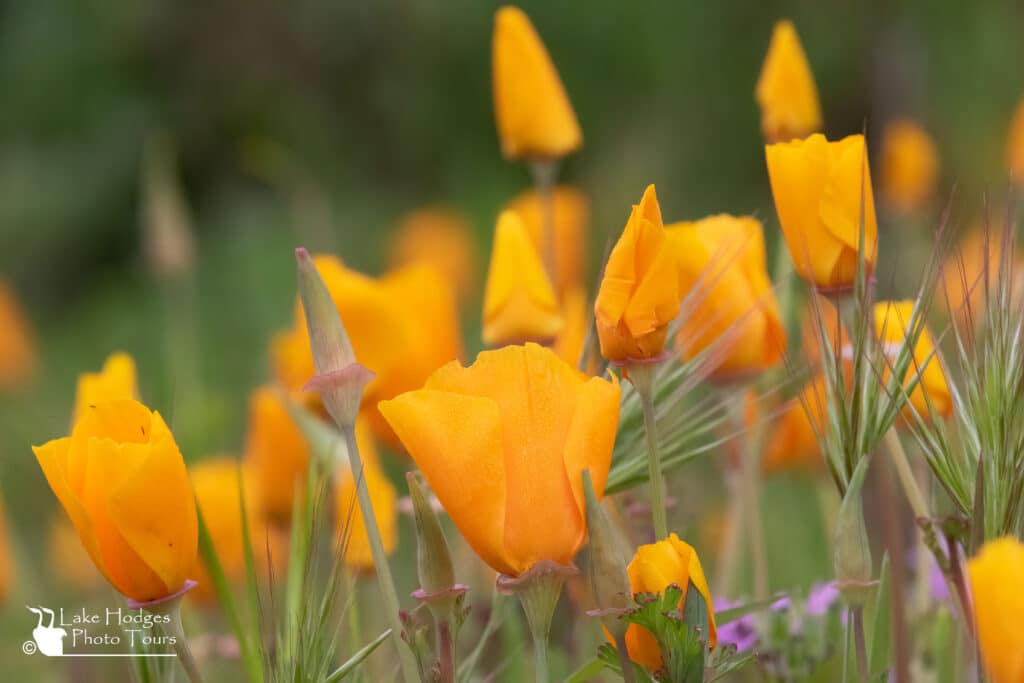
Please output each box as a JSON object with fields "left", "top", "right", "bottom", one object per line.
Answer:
{"left": 819, "top": 135, "right": 877, "bottom": 259}
{"left": 379, "top": 388, "right": 512, "bottom": 575}
{"left": 107, "top": 411, "right": 197, "bottom": 600}
{"left": 562, "top": 374, "right": 621, "bottom": 519}
{"left": 73, "top": 352, "right": 138, "bottom": 426}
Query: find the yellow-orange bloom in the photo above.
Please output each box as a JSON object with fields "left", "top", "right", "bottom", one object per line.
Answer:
{"left": 33, "top": 399, "right": 198, "bottom": 602}
{"left": 492, "top": 6, "right": 582, "bottom": 160}
{"left": 1007, "top": 98, "right": 1024, "bottom": 185}
{"left": 0, "top": 497, "right": 11, "bottom": 603}
{"left": 243, "top": 386, "right": 310, "bottom": 523}
{"left": 272, "top": 255, "right": 462, "bottom": 447}
{"left": 881, "top": 119, "right": 939, "bottom": 214}
{"left": 967, "top": 537, "right": 1024, "bottom": 683}
{"left": 49, "top": 516, "right": 103, "bottom": 591}
{"left": 388, "top": 206, "right": 478, "bottom": 302}
{"left": 762, "top": 375, "right": 827, "bottom": 474}
{"left": 73, "top": 352, "right": 138, "bottom": 426}
{"left": 188, "top": 457, "right": 282, "bottom": 605}
{"left": 506, "top": 185, "right": 590, "bottom": 294}
{"left": 595, "top": 185, "right": 681, "bottom": 362}
{"left": 755, "top": 21, "right": 822, "bottom": 143}
{"left": 0, "top": 279, "right": 34, "bottom": 391}
{"left": 623, "top": 533, "right": 717, "bottom": 670}
{"left": 766, "top": 133, "right": 878, "bottom": 290}
{"left": 380, "top": 343, "right": 620, "bottom": 577}
{"left": 668, "top": 215, "right": 786, "bottom": 377}
{"left": 336, "top": 421, "right": 397, "bottom": 571}
{"left": 483, "top": 210, "right": 564, "bottom": 346}
{"left": 874, "top": 300, "right": 952, "bottom": 419}
{"left": 801, "top": 295, "right": 849, "bottom": 366}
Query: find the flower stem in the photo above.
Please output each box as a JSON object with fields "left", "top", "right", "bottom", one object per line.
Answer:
{"left": 498, "top": 561, "right": 574, "bottom": 683}
{"left": 529, "top": 159, "right": 560, "bottom": 286}
{"left": 166, "top": 606, "right": 204, "bottom": 683}
{"left": 435, "top": 617, "right": 456, "bottom": 683}
{"left": 629, "top": 362, "right": 669, "bottom": 540}
{"left": 851, "top": 605, "right": 868, "bottom": 683}
{"left": 342, "top": 426, "right": 419, "bottom": 683}
{"left": 613, "top": 633, "right": 636, "bottom": 683}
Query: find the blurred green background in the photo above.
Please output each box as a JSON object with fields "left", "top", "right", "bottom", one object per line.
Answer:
{"left": 2, "top": 0, "right": 1023, "bottom": 678}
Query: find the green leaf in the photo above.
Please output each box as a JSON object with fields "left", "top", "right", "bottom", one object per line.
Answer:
{"left": 323, "top": 629, "right": 391, "bottom": 683}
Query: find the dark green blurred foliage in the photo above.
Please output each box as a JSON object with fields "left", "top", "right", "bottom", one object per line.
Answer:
{"left": 1, "top": 1, "right": 1023, "bottom": 679}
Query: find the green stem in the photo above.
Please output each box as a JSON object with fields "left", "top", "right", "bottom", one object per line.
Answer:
{"left": 852, "top": 606, "right": 868, "bottom": 683}
{"left": 435, "top": 617, "right": 456, "bottom": 683}
{"left": 731, "top": 393, "right": 769, "bottom": 599}
{"left": 630, "top": 363, "right": 669, "bottom": 539}
{"left": 342, "top": 427, "right": 419, "bottom": 683}
{"left": 613, "top": 633, "right": 636, "bottom": 683}
{"left": 166, "top": 605, "right": 204, "bottom": 683}
{"left": 529, "top": 159, "right": 560, "bottom": 287}
{"left": 503, "top": 563, "right": 570, "bottom": 683}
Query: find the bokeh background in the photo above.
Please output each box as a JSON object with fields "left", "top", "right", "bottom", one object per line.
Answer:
{"left": 2, "top": 0, "right": 1023, "bottom": 678}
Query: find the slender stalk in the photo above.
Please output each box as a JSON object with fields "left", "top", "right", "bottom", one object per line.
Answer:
{"left": 851, "top": 605, "right": 868, "bottom": 683}
{"left": 878, "top": 441, "right": 910, "bottom": 683}
{"left": 166, "top": 606, "right": 204, "bottom": 683}
{"left": 613, "top": 633, "right": 636, "bottom": 683}
{"left": 529, "top": 159, "right": 560, "bottom": 286}
{"left": 342, "top": 427, "right": 419, "bottom": 683}
{"left": 735, "top": 395, "right": 769, "bottom": 599}
{"left": 629, "top": 362, "right": 669, "bottom": 539}
{"left": 946, "top": 537, "right": 976, "bottom": 640}
{"left": 435, "top": 618, "right": 456, "bottom": 683}
{"left": 500, "top": 562, "right": 572, "bottom": 683}
{"left": 531, "top": 628, "right": 550, "bottom": 683}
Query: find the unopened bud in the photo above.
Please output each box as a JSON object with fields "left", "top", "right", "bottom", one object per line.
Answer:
{"left": 407, "top": 472, "right": 463, "bottom": 606}
{"left": 295, "top": 247, "right": 374, "bottom": 428}
{"left": 582, "top": 469, "right": 631, "bottom": 638}
{"left": 834, "top": 458, "right": 875, "bottom": 606}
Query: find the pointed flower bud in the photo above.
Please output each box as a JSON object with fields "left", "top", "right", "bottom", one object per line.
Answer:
{"left": 582, "top": 469, "right": 630, "bottom": 638}
{"left": 755, "top": 20, "right": 822, "bottom": 144}
{"left": 0, "top": 279, "right": 35, "bottom": 391}
{"left": 483, "top": 210, "right": 564, "bottom": 346}
{"left": 834, "top": 459, "right": 874, "bottom": 606}
{"left": 595, "top": 184, "right": 681, "bottom": 363}
{"left": 506, "top": 185, "right": 590, "bottom": 295}
{"left": 407, "top": 472, "right": 466, "bottom": 608}
{"left": 295, "top": 247, "right": 374, "bottom": 429}
{"left": 142, "top": 138, "right": 196, "bottom": 277}
{"left": 492, "top": 6, "right": 582, "bottom": 161}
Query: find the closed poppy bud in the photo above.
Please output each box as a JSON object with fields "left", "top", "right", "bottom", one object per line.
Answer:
{"left": 595, "top": 185, "right": 681, "bottom": 363}
{"left": 49, "top": 516, "right": 103, "bottom": 591}
{"left": 881, "top": 119, "right": 940, "bottom": 214}
{"left": 506, "top": 185, "right": 590, "bottom": 294}
{"left": 380, "top": 343, "right": 620, "bottom": 577}
{"left": 73, "top": 352, "right": 138, "bottom": 426}
{"left": 766, "top": 133, "right": 878, "bottom": 291}
{"left": 243, "top": 386, "right": 310, "bottom": 524}
{"left": 492, "top": 6, "right": 582, "bottom": 161}
{"left": 762, "top": 374, "right": 827, "bottom": 474}
{"left": 0, "top": 279, "right": 34, "bottom": 392}
{"left": 668, "top": 214, "right": 786, "bottom": 378}
{"left": 188, "top": 457, "right": 280, "bottom": 605}
{"left": 273, "top": 254, "right": 462, "bottom": 449}
{"left": 483, "top": 210, "right": 564, "bottom": 346}
{"left": 622, "top": 533, "right": 717, "bottom": 671}
{"left": 388, "top": 206, "right": 478, "bottom": 303}
{"left": 1007, "top": 98, "right": 1024, "bottom": 185}
{"left": 873, "top": 300, "right": 952, "bottom": 419}
{"left": 967, "top": 537, "right": 1024, "bottom": 683}
{"left": 755, "top": 20, "right": 822, "bottom": 144}
{"left": 834, "top": 459, "right": 873, "bottom": 606}
{"left": 33, "top": 399, "right": 198, "bottom": 603}
{"left": 336, "top": 421, "right": 397, "bottom": 571}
